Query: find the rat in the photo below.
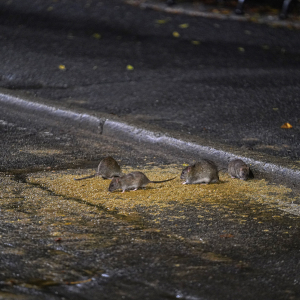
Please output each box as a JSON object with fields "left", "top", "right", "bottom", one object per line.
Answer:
{"left": 74, "top": 156, "right": 122, "bottom": 181}
{"left": 108, "top": 171, "right": 176, "bottom": 192}
{"left": 228, "top": 159, "right": 250, "bottom": 180}
{"left": 180, "top": 159, "right": 219, "bottom": 184}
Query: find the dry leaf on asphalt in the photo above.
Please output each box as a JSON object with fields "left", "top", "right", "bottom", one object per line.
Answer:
{"left": 281, "top": 122, "right": 293, "bottom": 129}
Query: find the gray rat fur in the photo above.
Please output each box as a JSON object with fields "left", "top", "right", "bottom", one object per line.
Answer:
{"left": 228, "top": 159, "right": 250, "bottom": 180}
{"left": 74, "top": 156, "right": 122, "bottom": 181}
{"left": 180, "top": 159, "right": 219, "bottom": 184}
{"left": 108, "top": 171, "right": 176, "bottom": 192}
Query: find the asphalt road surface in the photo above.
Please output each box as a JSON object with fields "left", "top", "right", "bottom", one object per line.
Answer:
{"left": 1, "top": 95, "right": 300, "bottom": 300}
{"left": 1, "top": 0, "right": 300, "bottom": 299}
{"left": 0, "top": 0, "right": 300, "bottom": 161}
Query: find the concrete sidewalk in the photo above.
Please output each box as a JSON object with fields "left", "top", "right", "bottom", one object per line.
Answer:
{"left": 124, "top": 0, "right": 300, "bottom": 29}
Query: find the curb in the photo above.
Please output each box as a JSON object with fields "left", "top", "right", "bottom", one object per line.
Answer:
{"left": 1, "top": 91, "right": 300, "bottom": 190}
{"left": 124, "top": 0, "right": 300, "bottom": 30}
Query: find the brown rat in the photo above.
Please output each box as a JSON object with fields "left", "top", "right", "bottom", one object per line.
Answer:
{"left": 108, "top": 171, "right": 176, "bottom": 192}
{"left": 74, "top": 156, "right": 122, "bottom": 181}
{"left": 180, "top": 159, "right": 219, "bottom": 184}
{"left": 228, "top": 159, "right": 250, "bottom": 180}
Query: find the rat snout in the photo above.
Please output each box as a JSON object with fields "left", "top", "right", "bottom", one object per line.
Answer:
{"left": 108, "top": 183, "right": 114, "bottom": 192}
{"left": 180, "top": 169, "right": 187, "bottom": 180}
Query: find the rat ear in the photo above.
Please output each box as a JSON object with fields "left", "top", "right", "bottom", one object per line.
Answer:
{"left": 187, "top": 167, "right": 192, "bottom": 172}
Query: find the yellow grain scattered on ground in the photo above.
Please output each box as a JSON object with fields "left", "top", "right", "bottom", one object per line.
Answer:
{"left": 24, "top": 149, "right": 63, "bottom": 155}
{"left": 26, "top": 165, "right": 297, "bottom": 222}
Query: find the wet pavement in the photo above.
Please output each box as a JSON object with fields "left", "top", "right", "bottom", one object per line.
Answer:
{"left": 1, "top": 0, "right": 300, "bottom": 299}
{"left": 1, "top": 106, "right": 300, "bottom": 300}
{"left": 0, "top": 0, "right": 300, "bottom": 162}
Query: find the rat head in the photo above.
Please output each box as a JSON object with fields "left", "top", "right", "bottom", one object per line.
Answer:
{"left": 239, "top": 166, "right": 250, "bottom": 180}
{"left": 180, "top": 166, "right": 192, "bottom": 180}
{"left": 108, "top": 177, "right": 121, "bottom": 192}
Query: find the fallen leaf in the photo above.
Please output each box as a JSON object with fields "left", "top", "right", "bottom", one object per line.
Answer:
{"left": 238, "top": 47, "right": 245, "bottom": 52}
{"left": 191, "top": 40, "right": 200, "bottom": 45}
{"left": 173, "top": 31, "right": 180, "bottom": 38}
{"left": 179, "top": 23, "right": 189, "bottom": 29}
{"left": 58, "top": 65, "right": 66, "bottom": 70}
{"left": 156, "top": 19, "right": 168, "bottom": 24}
{"left": 220, "top": 234, "right": 234, "bottom": 238}
{"left": 55, "top": 238, "right": 62, "bottom": 242}
{"left": 92, "top": 33, "right": 101, "bottom": 39}
{"left": 281, "top": 122, "right": 293, "bottom": 129}
{"left": 126, "top": 65, "right": 134, "bottom": 71}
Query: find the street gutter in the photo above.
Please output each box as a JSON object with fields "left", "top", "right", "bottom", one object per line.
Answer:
{"left": 1, "top": 90, "right": 300, "bottom": 191}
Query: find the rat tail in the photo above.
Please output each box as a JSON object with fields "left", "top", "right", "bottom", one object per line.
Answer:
{"left": 74, "top": 174, "right": 96, "bottom": 181}
{"left": 151, "top": 176, "right": 177, "bottom": 183}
